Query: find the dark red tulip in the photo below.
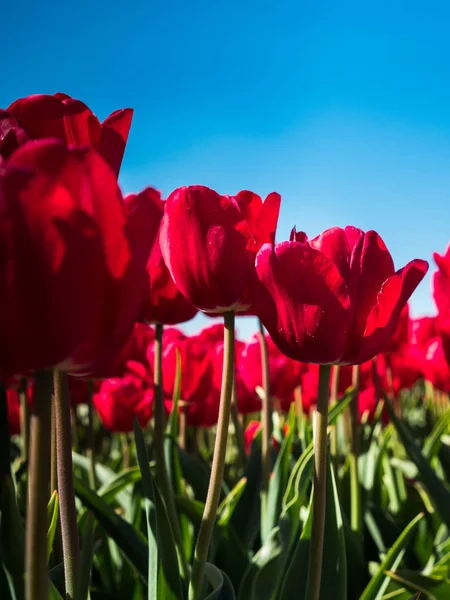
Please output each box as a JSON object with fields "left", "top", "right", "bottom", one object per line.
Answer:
{"left": 160, "top": 186, "right": 281, "bottom": 312}
{"left": 0, "top": 109, "right": 29, "bottom": 158}
{"left": 7, "top": 93, "right": 133, "bottom": 177}
{"left": 0, "top": 140, "right": 151, "bottom": 375}
{"left": 124, "top": 187, "right": 198, "bottom": 325}
{"left": 239, "top": 334, "right": 303, "bottom": 412}
{"left": 93, "top": 374, "right": 153, "bottom": 433}
{"left": 6, "top": 389, "right": 21, "bottom": 436}
{"left": 423, "top": 337, "right": 450, "bottom": 392}
{"left": 254, "top": 226, "right": 428, "bottom": 365}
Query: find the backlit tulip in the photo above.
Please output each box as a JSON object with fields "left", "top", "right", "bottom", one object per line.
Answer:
{"left": 254, "top": 226, "right": 428, "bottom": 365}
{"left": 6, "top": 93, "right": 132, "bottom": 177}
{"left": 160, "top": 186, "right": 280, "bottom": 312}
{"left": 124, "top": 187, "right": 198, "bottom": 325}
{"left": 423, "top": 337, "right": 450, "bottom": 392}
{"left": 0, "top": 140, "right": 151, "bottom": 375}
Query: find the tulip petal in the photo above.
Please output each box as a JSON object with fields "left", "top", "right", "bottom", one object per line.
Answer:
{"left": 99, "top": 108, "right": 134, "bottom": 176}
{"left": 254, "top": 241, "right": 351, "bottom": 363}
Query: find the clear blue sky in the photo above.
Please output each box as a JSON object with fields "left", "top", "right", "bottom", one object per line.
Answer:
{"left": 3, "top": 1, "right": 449, "bottom": 339}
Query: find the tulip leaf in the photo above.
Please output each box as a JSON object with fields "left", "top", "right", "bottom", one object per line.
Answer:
{"left": 279, "top": 454, "right": 346, "bottom": 600}
{"left": 262, "top": 404, "right": 296, "bottom": 542}
{"left": 360, "top": 512, "right": 423, "bottom": 600}
{"left": 384, "top": 393, "right": 450, "bottom": 529}
{"left": 386, "top": 569, "right": 450, "bottom": 600}
{"left": 237, "top": 527, "right": 282, "bottom": 600}
{"left": 203, "top": 562, "right": 236, "bottom": 599}
{"left": 73, "top": 475, "right": 149, "bottom": 581}
{"left": 134, "top": 418, "right": 183, "bottom": 600}
{"left": 46, "top": 491, "right": 60, "bottom": 563}
{"left": 74, "top": 513, "right": 95, "bottom": 600}
{"left": 423, "top": 408, "right": 450, "bottom": 460}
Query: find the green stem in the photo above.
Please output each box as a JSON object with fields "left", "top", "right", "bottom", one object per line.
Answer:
{"left": 25, "top": 371, "right": 53, "bottom": 600}
{"left": 50, "top": 397, "right": 58, "bottom": 494}
{"left": 330, "top": 365, "right": 340, "bottom": 461}
{"left": 350, "top": 364, "right": 362, "bottom": 535}
{"left": 305, "top": 363, "right": 332, "bottom": 600}
{"left": 154, "top": 322, "right": 189, "bottom": 580}
{"left": 54, "top": 371, "right": 79, "bottom": 600}
{"left": 188, "top": 311, "right": 235, "bottom": 600}
{"left": 258, "top": 319, "right": 272, "bottom": 525}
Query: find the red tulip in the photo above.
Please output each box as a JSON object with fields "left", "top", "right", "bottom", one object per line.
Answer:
{"left": 0, "top": 109, "right": 29, "bottom": 158}
{"left": 388, "top": 345, "right": 423, "bottom": 394}
{"left": 409, "top": 316, "right": 438, "bottom": 349}
{"left": 423, "top": 337, "right": 450, "bottom": 392}
{"left": 124, "top": 187, "right": 198, "bottom": 325}
{"left": 6, "top": 389, "right": 21, "bottom": 436}
{"left": 433, "top": 244, "right": 450, "bottom": 316}
{"left": 93, "top": 374, "right": 153, "bottom": 433}
{"left": 244, "top": 420, "right": 262, "bottom": 454}
{"left": 0, "top": 140, "right": 151, "bottom": 375}
{"left": 6, "top": 93, "right": 132, "bottom": 177}
{"left": 239, "top": 334, "right": 303, "bottom": 412}
{"left": 254, "top": 226, "right": 428, "bottom": 365}
{"left": 160, "top": 186, "right": 281, "bottom": 312}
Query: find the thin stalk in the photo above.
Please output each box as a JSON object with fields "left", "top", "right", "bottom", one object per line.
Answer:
{"left": 179, "top": 404, "right": 187, "bottom": 451}
{"left": 305, "top": 363, "right": 332, "bottom": 600}
{"left": 154, "top": 322, "right": 189, "bottom": 580}
{"left": 189, "top": 311, "right": 235, "bottom": 600}
{"left": 350, "top": 364, "right": 362, "bottom": 535}
{"left": 258, "top": 319, "right": 272, "bottom": 525}
{"left": 230, "top": 377, "right": 246, "bottom": 469}
{"left": 86, "top": 381, "right": 96, "bottom": 489}
{"left": 54, "top": 370, "right": 79, "bottom": 600}
{"left": 26, "top": 371, "right": 53, "bottom": 600}
{"left": 19, "top": 378, "right": 30, "bottom": 464}
{"left": 50, "top": 397, "right": 58, "bottom": 494}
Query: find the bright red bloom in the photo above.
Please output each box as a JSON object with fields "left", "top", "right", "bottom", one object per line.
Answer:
{"left": 160, "top": 186, "right": 281, "bottom": 312}
{"left": 239, "top": 333, "right": 303, "bottom": 412}
{"left": 93, "top": 374, "right": 153, "bottom": 433}
{"left": 388, "top": 345, "right": 423, "bottom": 394}
{"left": 409, "top": 316, "right": 438, "bottom": 349}
{"left": 423, "top": 337, "right": 450, "bottom": 392}
{"left": 244, "top": 420, "right": 262, "bottom": 454}
{"left": 254, "top": 226, "right": 428, "bottom": 365}
{"left": 6, "top": 389, "right": 21, "bottom": 436}
{"left": 433, "top": 244, "right": 450, "bottom": 316}
{"left": 0, "top": 140, "right": 151, "bottom": 375}
{"left": 124, "top": 187, "right": 198, "bottom": 325}
{"left": 6, "top": 93, "right": 132, "bottom": 177}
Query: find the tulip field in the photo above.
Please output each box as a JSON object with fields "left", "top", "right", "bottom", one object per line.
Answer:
{"left": 2, "top": 94, "right": 450, "bottom": 600}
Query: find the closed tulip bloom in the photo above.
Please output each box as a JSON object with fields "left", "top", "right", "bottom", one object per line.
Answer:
{"left": 94, "top": 374, "right": 153, "bottom": 433}
{"left": 432, "top": 245, "right": 450, "bottom": 367}
{"left": 0, "top": 140, "right": 151, "bottom": 375}
{"left": 0, "top": 109, "right": 29, "bottom": 158}
{"left": 423, "top": 337, "right": 450, "bottom": 392}
{"left": 125, "top": 187, "right": 198, "bottom": 325}
{"left": 254, "top": 226, "right": 428, "bottom": 365}
{"left": 160, "top": 186, "right": 281, "bottom": 312}
{"left": 409, "top": 316, "right": 438, "bottom": 349}
{"left": 7, "top": 93, "right": 133, "bottom": 177}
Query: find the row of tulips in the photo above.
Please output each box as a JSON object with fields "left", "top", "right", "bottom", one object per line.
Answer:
{"left": 1, "top": 91, "right": 449, "bottom": 600}
{"left": 6, "top": 307, "right": 450, "bottom": 438}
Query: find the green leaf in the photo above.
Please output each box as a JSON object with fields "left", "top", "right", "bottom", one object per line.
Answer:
{"left": 0, "top": 475, "right": 25, "bottom": 600}
{"left": 178, "top": 447, "right": 229, "bottom": 503}
{"left": 204, "top": 563, "right": 236, "bottom": 599}
{"left": 262, "top": 404, "right": 296, "bottom": 542}
{"left": 384, "top": 393, "right": 450, "bottom": 529}
{"left": 73, "top": 475, "right": 148, "bottom": 580}
{"left": 423, "top": 409, "right": 450, "bottom": 460}
{"left": 47, "top": 491, "right": 60, "bottom": 563}
{"left": 97, "top": 467, "right": 142, "bottom": 504}
{"left": 238, "top": 528, "right": 282, "bottom": 600}
{"left": 75, "top": 513, "right": 96, "bottom": 600}
{"left": 134, "top": 419, "right": 183, "bottom": 600}
{"left": 218, "top": 478, "right": 247, "bottom": 528}
{"left": 387, "top": 569, "right": 450, "bottom": 600}
{"left": 279, "top": 456, "right": 347, "bottom": 600}
{"left": 360, "top": 512, "right": 423, "bottom": 600}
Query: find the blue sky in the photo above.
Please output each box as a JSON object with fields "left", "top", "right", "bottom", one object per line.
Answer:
{"left": 2, "top": 1, "right": 449, "bottom": 339}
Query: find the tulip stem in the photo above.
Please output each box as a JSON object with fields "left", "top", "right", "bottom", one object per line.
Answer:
{"left": 54, "top": 371, "right": 80, "bottom": 600}
{"left": 305, "top": 363, "right": 332, "bottom": 600}
{"left": 26, "top": 371, "right": 53, "bottom": 600}
{"left": 153, "top": 322, "right": 189, "bottom": 581}
{"left": 51, "top": 398, "right": 58, "bottom": 494}
{"left": 189, "top": 311, "right": 235, "bottom": 600}
{"left": 330, "top": 365, "right": 340, "bottom": 461}
{"left": 258, "top": 319, "right": 272, "bottom": 526}
{"left": 350, "top": 364, "right": 362, "bottom": 535}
